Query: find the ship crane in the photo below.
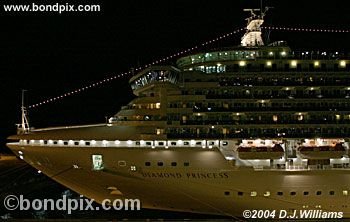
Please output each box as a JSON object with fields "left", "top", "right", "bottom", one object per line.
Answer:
{"left": 241, "top": 7, "right": 271, "bottom": 47}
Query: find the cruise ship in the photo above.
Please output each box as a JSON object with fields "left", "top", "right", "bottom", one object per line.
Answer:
{"left": 6, "top": 8, "right": 350, "bottom": 218}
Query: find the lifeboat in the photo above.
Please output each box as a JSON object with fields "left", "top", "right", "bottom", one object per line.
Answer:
{"left": 237, "top": 144, "right": 284, "bottom": 160}
{"left": 297, "top": 143, "right": 346, "bottom": 159}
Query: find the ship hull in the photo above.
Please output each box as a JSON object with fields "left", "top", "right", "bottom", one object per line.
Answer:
{"left": 6, "top": 142, "right": 350, "bottom": 218}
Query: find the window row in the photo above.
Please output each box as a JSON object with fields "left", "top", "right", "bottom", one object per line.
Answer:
{"left": 181, "top": 88, "right": 350, "bottom": 99}
{"left": 185, "top": 61, "right": 350, "bottom": 73}
{"left": 166, "top": 127, "right": 350, "bottom": 139}
{"left": 218, "top": 76, "right": 350, "bottom": 87}
{"left": 168, "top": 101, "right": 350, "bottom": 112}
{"left": 179, "top": 113, "right": 350, "bottom": 125}
{"left": 144, "top": 161, "right": 190, "bottom": 167}
{"left": 19, "top": 139, "right": 226, "bottom": 148}
{"left": 224, "top": 190, "right": 349, "bottom": 197}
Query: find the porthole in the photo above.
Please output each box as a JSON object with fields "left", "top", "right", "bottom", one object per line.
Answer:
{"left": 250, "top": 191, "right": 257, "bottom": 197}
{"left": 171, "top": 162, "right": 177, "bottom": 166}
{"left": 290, "top": 191, "right": 296, "bottom": 196}
{"left": 238, "top": 192, "right": 243, "bottom": 196}
{"left": 145, "top": 162, "right": 151, "bottom": 166}
{"left": 64, "top": 142, "right": 68, "bottom": 146}
{"left": 329, "top": 191, "right": 335, "bottom": 195}
{"left": 303, "top": 191, "right": 309, "bottom": 196}
{"left": 118, "top": 161, "right": 126, "bottom": 167}
{"left": 263, "top": 191, "right": 270, "bottom": 197}
{"left": 157, "top": 162, "right": 164, "bottom": 166}
{"left": 277, "top": 192, "right": 283, "bottom": 196}
{"left": 184, "top": 162, "right": 190, "bottom": 167}
{"left": 224, "top": 191, "right": 230, "bottom": 196}
{"left": 316, "top": 191, "right": 322, "bottom": 196}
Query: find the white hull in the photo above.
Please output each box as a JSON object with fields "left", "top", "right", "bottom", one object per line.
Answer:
{"left": 7, "top": 142, "right": 350, "bottom": 218}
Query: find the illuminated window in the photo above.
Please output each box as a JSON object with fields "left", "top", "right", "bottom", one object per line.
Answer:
{"left": 266, "top": 61, "right": 272, "bottom": 67}
{"left": 281, "top": 51, "right": 287, "bottom": 56}
{"left": 314, "top": 61, "right": 320, "bottom": 67}
{"left": 250, "top": 191, "right": 257, "bottom": 197}
{"left": 340, "top": 61, "right": 346, "bottom": 67}
{"left": 239, "top": 61, "right": 246, "bottom": 67}
{"left": 273, "top": 115, "right": 278, "bottom": 122}
{"left": 264, "top": 191, "right": 270, "bottom": 197}
{"left": 92, "top": 154, "right": 104, "bottom": 170}
{"left": 130, "top": 165, "right": 137, "bottom": 171}
{"left": 291, "top": 60, "right": 297, "bottom": 67}
{"left": 298, "top": 114, "right": 304, "bottom": 121}
{"left": 343, "top": 190, "right": 348, "bottom": 196}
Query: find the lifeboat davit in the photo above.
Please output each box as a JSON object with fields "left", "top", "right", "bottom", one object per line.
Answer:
{"left": 297, "top": 143, "right": 346, "bottom": 159}
{"left": 237, "top": 144, "right": 284, "bottom": 160}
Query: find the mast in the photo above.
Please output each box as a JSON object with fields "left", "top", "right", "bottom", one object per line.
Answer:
{"left": 19, "top": 89, "right": 30, "bottom": 134}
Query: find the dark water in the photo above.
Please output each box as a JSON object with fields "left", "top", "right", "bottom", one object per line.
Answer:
{"left": 0, "top": 155, "right": 231, "bottom": 221}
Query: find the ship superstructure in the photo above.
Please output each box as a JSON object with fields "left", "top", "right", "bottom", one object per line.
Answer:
{"left": 6, "top": 9, "right": 350, "bottom": 218}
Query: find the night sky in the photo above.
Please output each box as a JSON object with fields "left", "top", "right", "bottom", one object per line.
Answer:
{"left": 1, "top": 0, "right": 350, "bottom": 151}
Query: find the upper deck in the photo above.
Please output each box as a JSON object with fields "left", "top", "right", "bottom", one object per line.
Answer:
{"left": 176, "top": 41, "right": 291, "bottom": 68}
{"left": 176, "top": 42, "right": 350, "bottom": 69}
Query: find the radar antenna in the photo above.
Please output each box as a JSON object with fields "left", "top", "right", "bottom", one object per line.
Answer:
{"left": 241, "top": 7, "right": 272, "bottom": 47}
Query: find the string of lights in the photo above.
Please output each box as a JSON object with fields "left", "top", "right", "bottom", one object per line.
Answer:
{"left": 28, "top": 27, "right": 245, "bottom": 109}
{"left": 28, "top": 26, "right": 350, "bottom": 109}
{"left": 262, "top": 26, "right": 350, "bottom": 33}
